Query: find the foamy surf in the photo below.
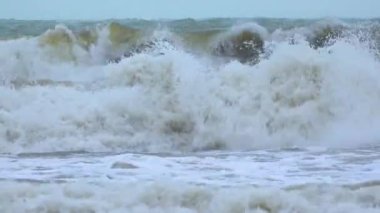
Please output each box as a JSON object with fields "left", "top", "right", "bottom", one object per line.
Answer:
{"left": 1, "top": 180, "right": 380, "bottom": 213}
{"left": 0, "top": 18, "right": 380, "bottom": 213}
{"left": 1, "top": 147, "right": 380, "bottom": 212}
{"left": 0, "top": 18, "right": 380, "bottom": 153}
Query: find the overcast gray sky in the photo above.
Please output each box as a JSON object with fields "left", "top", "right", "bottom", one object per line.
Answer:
{"left": 1, "top": 0, "right": 379, "bottom": 20}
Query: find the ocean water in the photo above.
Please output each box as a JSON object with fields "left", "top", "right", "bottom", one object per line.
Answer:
{"left": 0, "top": 18, "right": 380, "bottom": 212}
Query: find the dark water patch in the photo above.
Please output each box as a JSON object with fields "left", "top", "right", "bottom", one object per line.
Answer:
{"left": 17, "top": 150, "right": 89, "bottom": 158}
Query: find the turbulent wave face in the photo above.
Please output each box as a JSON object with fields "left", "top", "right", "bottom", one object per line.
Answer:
{"left": 0, "top": 18, "right": 380, "bottom": 153}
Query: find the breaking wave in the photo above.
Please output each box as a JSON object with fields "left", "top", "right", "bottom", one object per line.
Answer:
{"left": 0, "top": 18, "right": 380, "bottom": 153}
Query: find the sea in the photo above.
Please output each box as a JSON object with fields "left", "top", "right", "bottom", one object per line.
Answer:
{"left": 0, "top": 18, "right": 380, "bottom": 212}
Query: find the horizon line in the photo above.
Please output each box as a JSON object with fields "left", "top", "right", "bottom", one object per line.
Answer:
{"left": 1, "top": 16, "right": 379, "bottom": 22}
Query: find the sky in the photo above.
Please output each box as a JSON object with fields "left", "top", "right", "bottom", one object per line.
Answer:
{"left": 1, "top": 0, "right": 379, "bottom": 20}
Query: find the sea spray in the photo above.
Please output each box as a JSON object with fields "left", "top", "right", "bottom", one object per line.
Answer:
{"left": 0, "top": 18, "right": 380, "bottom": 153}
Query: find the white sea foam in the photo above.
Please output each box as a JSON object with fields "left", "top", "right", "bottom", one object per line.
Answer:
{"left": 0, "top": 22, "right": 380, "bottom": 153}
{"left": 1, "top": 19, "right": 380, "bottom": 213}
{"left": 1, "top": 148, "right": 379, "bottom": 186}
{"left": 0, "top": 180, "right": 379, "bottom": 213}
